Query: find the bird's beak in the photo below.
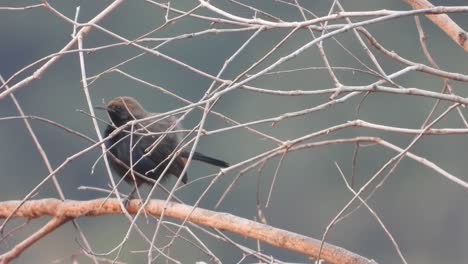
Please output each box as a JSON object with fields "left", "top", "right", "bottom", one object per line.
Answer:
{"left": 94, "top": 105, "right": 108, "bottom": 111}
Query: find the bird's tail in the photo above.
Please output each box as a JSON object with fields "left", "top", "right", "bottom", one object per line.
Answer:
{"left": 181, "top": 151, "right": 229, "bottom": 168}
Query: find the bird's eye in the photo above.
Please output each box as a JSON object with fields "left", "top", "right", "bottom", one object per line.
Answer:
{"left": 111, "top": 106, "right": 122, "bottom": 113}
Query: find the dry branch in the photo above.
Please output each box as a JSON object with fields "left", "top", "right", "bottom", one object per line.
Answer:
{"left": 0, "top": 217, "right": 68, "bottom": 264}
{"left": 403, "top": 0, "right": 467, "bottom": 51}
{"left": 0, "top": 198, "right": 377, "bottom": 264}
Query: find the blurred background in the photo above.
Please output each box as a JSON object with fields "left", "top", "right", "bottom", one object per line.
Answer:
{"left": 1, "top": 0, "right": 467, "bottom": 263}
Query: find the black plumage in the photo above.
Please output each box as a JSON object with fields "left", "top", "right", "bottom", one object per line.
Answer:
{"left": 101, "top": 96, "right": 229, "bottom": 186}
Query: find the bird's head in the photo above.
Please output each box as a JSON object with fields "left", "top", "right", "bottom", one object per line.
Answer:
{"left": 102, "top": 96, "right": 147, "bottom": 127}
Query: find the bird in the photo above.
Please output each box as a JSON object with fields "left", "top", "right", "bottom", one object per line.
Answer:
{"left": 99, "top": 96, "right": 229, "bottom": 189}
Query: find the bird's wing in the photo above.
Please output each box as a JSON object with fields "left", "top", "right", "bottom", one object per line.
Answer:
{"left": 139, "top": 121, "right": 189, "bottom": 183}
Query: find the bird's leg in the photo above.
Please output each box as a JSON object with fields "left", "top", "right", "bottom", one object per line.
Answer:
{"left": 124, "top": 185, "right": 138, "bottom": 207}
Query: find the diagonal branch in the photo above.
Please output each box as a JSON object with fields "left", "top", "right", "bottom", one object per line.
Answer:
{"left": 0, "top": 217, "right": 69, "bottom": 264}
{"left": 403, "top": 0, "right": 467, "bottom": 51}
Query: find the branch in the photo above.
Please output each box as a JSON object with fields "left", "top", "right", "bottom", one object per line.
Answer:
{"left": 0, "top": 0, "right": 126, "bottom": 100}
{"left": 403, "top": 0, "right": 467, "bottom": 51}
{"left": 0, "top": 198, "right": 377, "bottom": 264}
{"left": 0, "top": 217, "right": 69, "bottom": 264}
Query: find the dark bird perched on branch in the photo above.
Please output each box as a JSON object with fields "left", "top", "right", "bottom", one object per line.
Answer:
{"left": 98, "top": 96, "right": 229, "bottom": 189}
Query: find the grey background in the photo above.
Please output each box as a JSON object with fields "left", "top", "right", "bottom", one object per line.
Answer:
{"left": 1, "top": 0, "right": 468, "bottom": 263}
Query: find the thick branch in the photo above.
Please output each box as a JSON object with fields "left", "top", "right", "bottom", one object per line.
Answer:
{"left": 403, "top": 0, "right": 467, "bottom": 51}
{"left": 0, "top": 217, "right": 69, "bottom": 264}
{"left": 0, "top": 198, "right": 376, "bottom": 264}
